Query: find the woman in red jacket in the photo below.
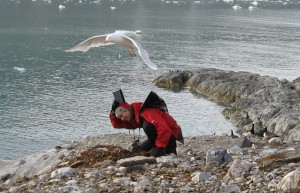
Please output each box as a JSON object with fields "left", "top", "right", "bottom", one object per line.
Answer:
{"left": 109, "top": 92, "right": 183, "bottom": 157}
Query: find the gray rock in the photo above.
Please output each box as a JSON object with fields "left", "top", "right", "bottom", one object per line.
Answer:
{"left": 259, "top": 148, "right": 278, "bottom": 157}
{"left": 38, "top": 173, "right": 49, "bottom": 182}
{"left": 230, "top": 137, "right": 252, "bottom": 148}
{"left": 50, "top": 167, "right": 76, "bottom": 179}
{"left": 227, "top": 146, "right": 243, "bottom": 156}
{"left": 206, "top": 148, "right": 232, "bottom": 166}
{"left": 292, "top": 77, "right": 300, "bottom": 90}
{"left": 268, "top": 138, "right": 283, "bottom": 145}
{"left": 219, "top": 184, "right": 241, "bottom": 193}
{"left": 117, "top": 156, "right": 156, "bottom": 167}
{"left": 228, "top": 158, "right": 252, "bottom": 178}
{"left": 82, "top": 188, "right": 98, "bottom": 193}
{"left": 191, "top": 172, "right": 211, "bottom": 183}
{"left": 58, "top": 185, "right": 80, "bottom": 193}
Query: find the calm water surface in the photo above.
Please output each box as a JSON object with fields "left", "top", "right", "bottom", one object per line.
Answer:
{"left": 0, "top": 4, "right": 299, "bottom": 159}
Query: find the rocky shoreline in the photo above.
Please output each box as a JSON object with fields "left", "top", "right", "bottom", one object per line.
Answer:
{"left": 1, "top": 68, "right": 300, "bottom": 192}
{"left": 154, "top": 68, "right": 300, "bottom": 142}
{"left": 0, "top": 133, "right": 299, "bottom": 193}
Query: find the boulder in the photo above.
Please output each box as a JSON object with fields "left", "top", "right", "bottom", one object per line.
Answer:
{"left": 117, "top": 156, "right": 156, "bottom": 167}
{"left": 227, "top": 158, "right": 252, "bottom": 178}
{"left": 277, "top": 170, "right": 300, "bottom": 192}
{"left": 206, "top": 148, "right": 232, "bottom": 166}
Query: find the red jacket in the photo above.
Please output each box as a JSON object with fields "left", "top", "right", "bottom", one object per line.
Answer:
{"left": 109, "top": 102, "right": 180, "bottom": 148}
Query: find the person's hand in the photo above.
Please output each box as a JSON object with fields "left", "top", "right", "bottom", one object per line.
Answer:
{"left": 111, "top": 100, "right": 119, "bottom": 114}
{"left": 131, "top": 144, "right": 143, "bottom": 153}
{"left": 150, "top": 147, "right": 166, "bottom": 157}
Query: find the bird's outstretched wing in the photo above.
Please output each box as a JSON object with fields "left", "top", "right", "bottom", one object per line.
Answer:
{"left": 65, "top": 34, "right": 114, "bottom": 52}
{"left": 122, "top": 35, "right": 157, "bottom": 70}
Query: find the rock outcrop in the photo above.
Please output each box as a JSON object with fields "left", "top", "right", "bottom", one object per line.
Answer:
{"left": 154, "top": 68, "right": 300, "bottom": 142}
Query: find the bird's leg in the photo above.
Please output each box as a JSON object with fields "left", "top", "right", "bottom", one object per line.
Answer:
{"left": 127, "top": 48, "right": 136, "bottom": 57}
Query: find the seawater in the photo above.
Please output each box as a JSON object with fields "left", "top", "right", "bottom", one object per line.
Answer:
{"left": 0, "top": 4, "right": 300, "bottom": 159}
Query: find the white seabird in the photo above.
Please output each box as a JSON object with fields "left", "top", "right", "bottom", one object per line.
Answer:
{"left": 66, "top": 30, "right": 157, "bottom": 70}
{"left": 263, "top": 126, "right": 278, "bottom": 140}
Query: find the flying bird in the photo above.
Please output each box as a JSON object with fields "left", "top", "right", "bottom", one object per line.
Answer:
{"left": 65, "top": 30, "right": 157, "bottom": 70}
{"left": 263, "top": 126, "right": 278, "bottom": 140}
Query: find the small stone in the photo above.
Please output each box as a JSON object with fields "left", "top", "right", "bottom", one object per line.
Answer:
{"left": 82, "top": 188, "right": 98, "bottom": 193}
{"left": 117, "top": 156, "right": 156, "bottom": 167}
{"left": 50, "top": 167, "right": 76, "bottom": 179}
{"left": 268, "top": 138, "right": 283, "bottom": 145}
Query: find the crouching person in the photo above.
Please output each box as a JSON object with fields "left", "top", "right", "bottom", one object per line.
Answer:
{"left": 109, "top": 91, "right": 183, "bottom": 157}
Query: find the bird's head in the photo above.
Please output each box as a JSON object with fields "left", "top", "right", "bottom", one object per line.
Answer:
{"left": 105, "top": 33, "right": 118, "bottom": 44}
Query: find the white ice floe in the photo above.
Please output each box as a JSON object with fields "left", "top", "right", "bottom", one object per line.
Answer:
{"left": 13, "top": 67, "right": 25, "bottom": 73}
{"left": 251, "top": 1, "right": 258, "bottom": 6}
{"left": 248, "top": 5, "right": 259, "bottom": 10}
{"left": 223, "top": 0, "right": 233, "bottom": 3}
{"left": 58, "top": 5, "right": 65, "bottom": 10}
{"left": 233, "top": 5, "right": 242, "bottom": 10}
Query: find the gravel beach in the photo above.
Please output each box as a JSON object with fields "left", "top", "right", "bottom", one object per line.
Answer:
{"left": 1, "top": 132, "right": 299, "bottom": 193}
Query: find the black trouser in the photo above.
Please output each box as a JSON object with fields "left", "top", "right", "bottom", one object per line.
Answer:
{"left": 139, "top": 121, "right": 177, "bottom": 155}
